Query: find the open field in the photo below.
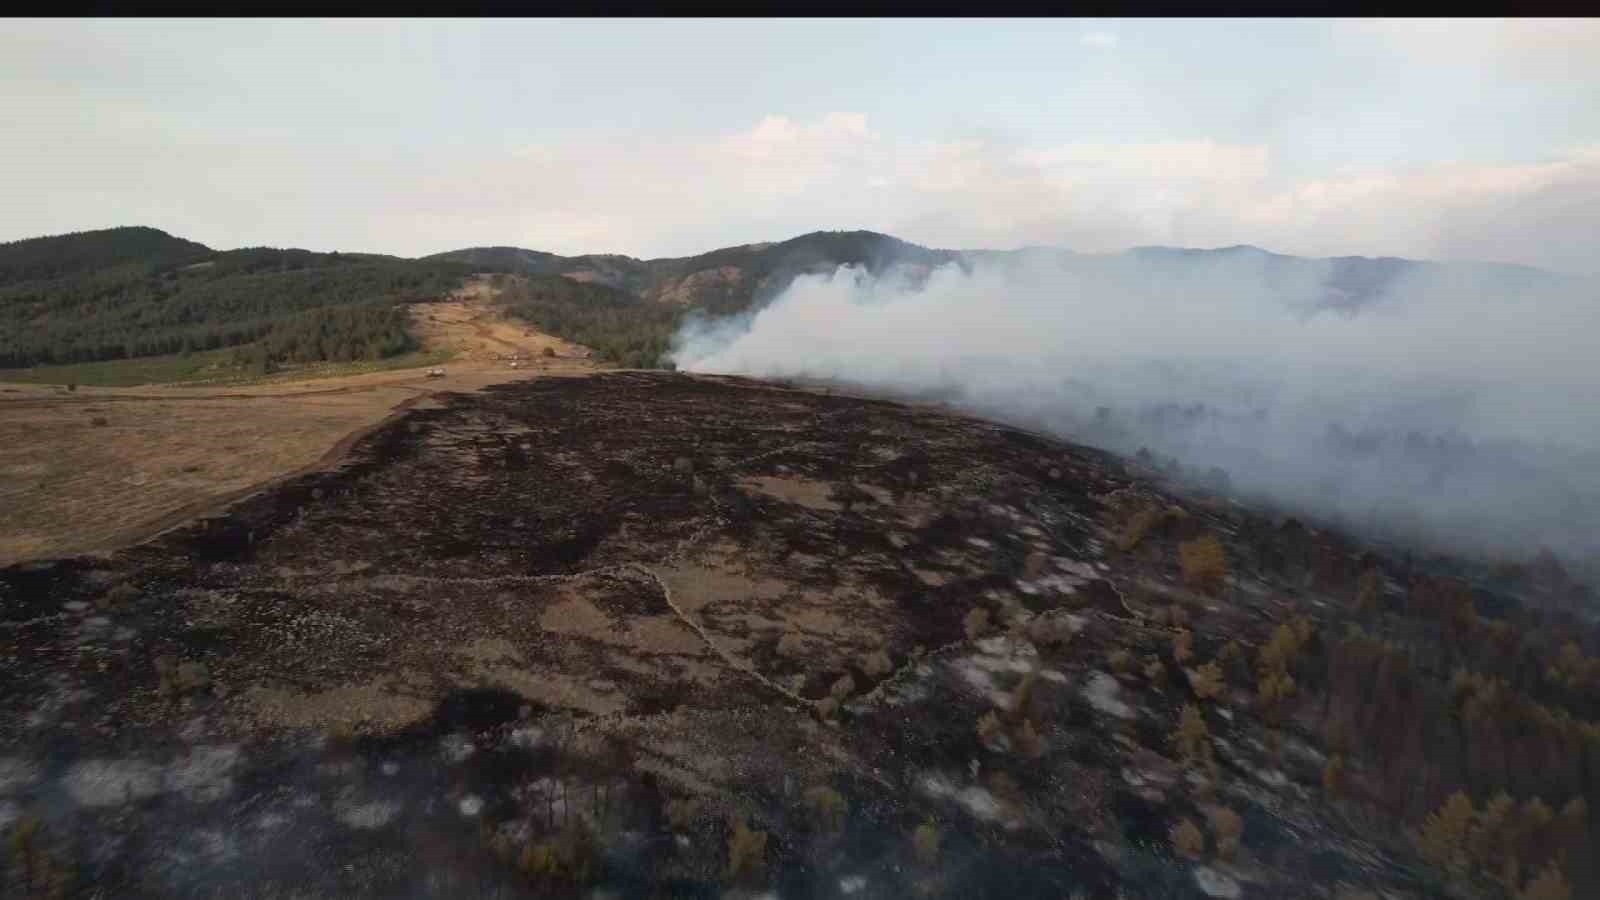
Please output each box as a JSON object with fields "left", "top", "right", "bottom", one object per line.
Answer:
{"left": 0, "top": 279, "right": 599, "bottom": 564}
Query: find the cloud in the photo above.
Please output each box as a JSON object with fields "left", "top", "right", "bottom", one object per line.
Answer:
{"left": 1351, "top": 18, "right": 1600, "bottom": 80}
{"left": 3, "top": 105, "right": 1598, "bottom": 273}
{"left": 1080, "top": 31, "right": 1119, "bottom": 48}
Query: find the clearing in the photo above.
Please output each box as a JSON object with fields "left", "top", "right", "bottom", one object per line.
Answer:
{"left": 0, "top": 277, "right": 597, "bottom": 564}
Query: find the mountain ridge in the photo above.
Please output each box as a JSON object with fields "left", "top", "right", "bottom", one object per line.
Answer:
{"left": 4, "top": 224, "right": 1583, "bottom": 372}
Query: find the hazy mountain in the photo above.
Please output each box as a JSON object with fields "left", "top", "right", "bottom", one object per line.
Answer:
{"left": 432, "top": 230, "right": 1578, "bottom": 317}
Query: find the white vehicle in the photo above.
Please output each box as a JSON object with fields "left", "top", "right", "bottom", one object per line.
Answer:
{"left": 426, "top": 367, "right": 446, "bottom": 378}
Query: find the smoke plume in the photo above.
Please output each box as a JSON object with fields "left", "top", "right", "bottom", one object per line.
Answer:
{"left": 671, "top": 248, "right": 1600, "bottom": 574}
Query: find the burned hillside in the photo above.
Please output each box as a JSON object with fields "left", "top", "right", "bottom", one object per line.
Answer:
{"left": 2, "top": 371, "right": 1597, "bottom": 900}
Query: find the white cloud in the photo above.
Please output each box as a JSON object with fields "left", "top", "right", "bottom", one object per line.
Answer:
{"left": 1080, "top": 31, "right": 1119, "bottom": 48}
{"left": 1348, "top": 18, "right": 1600, "bottom": 79}
{"left": 3, "top": 107, "right": 1598, "bottom": 273}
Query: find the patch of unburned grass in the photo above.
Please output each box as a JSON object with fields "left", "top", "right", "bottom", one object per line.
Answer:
{"left": 0, "top": 347, "right": 454, "bottom": 388}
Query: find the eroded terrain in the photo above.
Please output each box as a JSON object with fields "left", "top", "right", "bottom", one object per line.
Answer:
{"left": 0, "top": 372, "right": 1535, "bottom": 898}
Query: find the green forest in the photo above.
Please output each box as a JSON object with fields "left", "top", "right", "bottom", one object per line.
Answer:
{"left": 0, "top": 227, "right": 470, "bottom": 369}
{"left": 493, "top": 274, "right": 680, "bottom": 369}
{"left": 228, "top": 302, "right": 421, "bottom": 374}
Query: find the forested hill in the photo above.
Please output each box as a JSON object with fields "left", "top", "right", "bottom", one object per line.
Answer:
{"left": 0, "top": 227, "right": 472, "bottom": 370}
{"left": 430, "top": 230, "right": 957, "bottom": 316}
{"left": 5, "top": 225, "right": 1580, "bottom": 375}
{"left": 435, "top": 230, "right": 1578, "bottom": 318}
{"left": 0, "top": 226, "right": 212, "bottom": 287}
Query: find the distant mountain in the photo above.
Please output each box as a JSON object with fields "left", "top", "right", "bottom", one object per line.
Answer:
{"left": 5, "top": 224, "right": 1581, "bottom": 375}
{"left": 0, "top": 225, "right": 212, "bottom": 287}
{"left": 0, "top": 227, "right": 471, "bottom": 370}
{"left": 432, "top": 230, "right": 1579, "bottom": 318}
{"left": 429, "top": 230, "right": 959, "bottom": 317}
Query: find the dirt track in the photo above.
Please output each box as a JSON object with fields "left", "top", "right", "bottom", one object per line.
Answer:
{"left": 0, "top": 281, "right": 599, "bottom": 565}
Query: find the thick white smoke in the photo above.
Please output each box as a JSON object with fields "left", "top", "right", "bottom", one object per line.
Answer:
{"left": 671, "top": 250, "right": 1600, "bottom": 570}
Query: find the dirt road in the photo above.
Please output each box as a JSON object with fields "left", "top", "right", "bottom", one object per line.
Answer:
{"left": 0, "top": 279, "right": 600, "bottom": 564}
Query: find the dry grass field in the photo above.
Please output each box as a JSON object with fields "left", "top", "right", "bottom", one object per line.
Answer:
{"left": 0, "top": 278, "right": 598, "bottom": 565}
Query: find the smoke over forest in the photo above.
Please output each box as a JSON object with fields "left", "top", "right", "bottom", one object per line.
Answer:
{"left": 671, "top": 247, "right": 1600, "bottom": 576}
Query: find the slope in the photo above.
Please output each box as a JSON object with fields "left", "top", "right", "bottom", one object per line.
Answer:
{"left": 0, "top": 228, "right": 477, "bottom": 371}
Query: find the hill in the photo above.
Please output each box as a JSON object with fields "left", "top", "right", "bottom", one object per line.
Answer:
{"left": 437, "top": 230, "right": 1575, "bottom": 316}
{"left": 0, "top": 225, "right": 212, "bottom": 287}
{"left": 2, "top": 370, "right": 1596, "bottom": 898}
{"left": 434, "top": 231, "right": 1579, "bottom": 368}
{"left": 0, "top": 227, "right": 475, "bottom": 372}
{"left": 5, "top": 225, "right": 1580, "bottom": 376}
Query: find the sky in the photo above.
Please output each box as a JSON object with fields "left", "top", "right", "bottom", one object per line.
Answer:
{"left": 4, "top": 18, "right": 1600, "bottom": 272}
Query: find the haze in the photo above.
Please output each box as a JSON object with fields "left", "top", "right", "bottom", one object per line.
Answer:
{"left": 5, "top": 18, "right": 1600, "bottom": 274}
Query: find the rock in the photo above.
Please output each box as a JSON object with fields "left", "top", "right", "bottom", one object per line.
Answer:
{"left": 1194, "top": 866, "right": 1241, "bottom": 899}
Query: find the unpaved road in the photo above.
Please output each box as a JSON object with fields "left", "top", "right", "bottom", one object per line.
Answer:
{"left": 0, "top": 279, "right": 600, "bottom": 564}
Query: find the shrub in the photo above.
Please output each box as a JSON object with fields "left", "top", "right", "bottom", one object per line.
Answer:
{"left": 1173, "top": 629, "right": 1194, "bottom": 664}
{"left": 829, "top": 673, "right": 856, "bottom": 701}
{"left": 1189, "top": 662, "right": 1224, "bottom": 700}
{"left": 1410, "top": 790, "right": 1474, "bottom": 875}
{"left": 1519, "top": 860, "right": 1572, "bottom": 900}
{"left": 860, "top": 648, "right": 893, "bottom": 678}
{"left": 1322, "top": 754, "right": 1345, "bottom": 797}
{"left": 1171, "top": 704, "right": 1212, "bottom": 769}
{"left": 1179, "top": 533, "right": 1227, "bottom": 594}
{"left": 1467, "top": 791, "right": 1514, "bottom": 868}
{"left": 1026, "top": 613, "right": 1073, "bottom": 650}
{"left": 666, "top": 796, "right": 702, "bottom": 830}
{"left": 976, "top": 711, "right": 1002, "bottom": 745}
{"left": 1355, "top": 568, "right": 1383, "bottom": 613}
{"left": 725, "top": 816, "right": 768, "bottom": 882}
{"left": 1217, "top": 640, "right": 1243, "bottom": 665}
{"left": 176, "top": 661, "right": 210, "bottom": 692}
{"left": 66, "top": 383, "right": 77, "bottom": 392}
{"left": 1107, "top": 649, "right": 1135, "bottom": 674}
{"left": 1257, "top": 670, "right": 1296, "bottom": 714}
{"left": 519, "top": 820, "right": 596, "bottom": 885}
{"left": 803, "top": 786, "right": 849, "bottom": 833}
{"left": 1206, "top": 805, "right": 1243, "bottom": 859}
{"left": 90, "top": 416, "right": 108, "bottom": 427}
{"left": 98, "top": 582, "right": 138, "bottom": 610}
{"left": 542, "top": 346, "right": 555, "bottom": 358}
{"left": 1015, "top": 718, "right": 1043, "bottom": 758}
{"left": 912, "top": 819, "right": 941, "bottom": 865}
{"left": 1144, "top": 655, "right": 1167, "bottom": 684}
{"left": 1118, "top": 504, "right": 1185, "bottom": 552}
{"left": 963, "top": 607, "right": 991, "bottom": 640}
{"left": 1171, "top": 818, "right": 1205, "bottom": 860}
{"left": 814, "top": 697, "right": 839, "bottom": 721}
{"left": 6, "top": 814, "right": 70, "bottom": 899}
{"left": 1258, "top": 626, "right": 1295, "bottom": 675}
{"left": 1007, "top": 670, "right": 1038, "bottom": 722}
{"left": 1289, "top": 614, "right": 1313, "bottom": 648}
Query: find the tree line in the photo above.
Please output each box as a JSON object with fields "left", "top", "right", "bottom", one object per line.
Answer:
{"left": 227, "top": 301, "right": 420, "bottom": 374}
{"left": 493, "top": 274, "right": 679, "bottom": 369}
{"left": 1237, "top": 523, "right": 1600, "bottom": 894}
{"left": 0, "top": 228, "right": 469, "bottom": 369}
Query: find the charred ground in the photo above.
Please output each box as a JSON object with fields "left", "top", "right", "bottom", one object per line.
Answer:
{"left": 1, "top": 372, "right": 1595, "bottom": 899}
